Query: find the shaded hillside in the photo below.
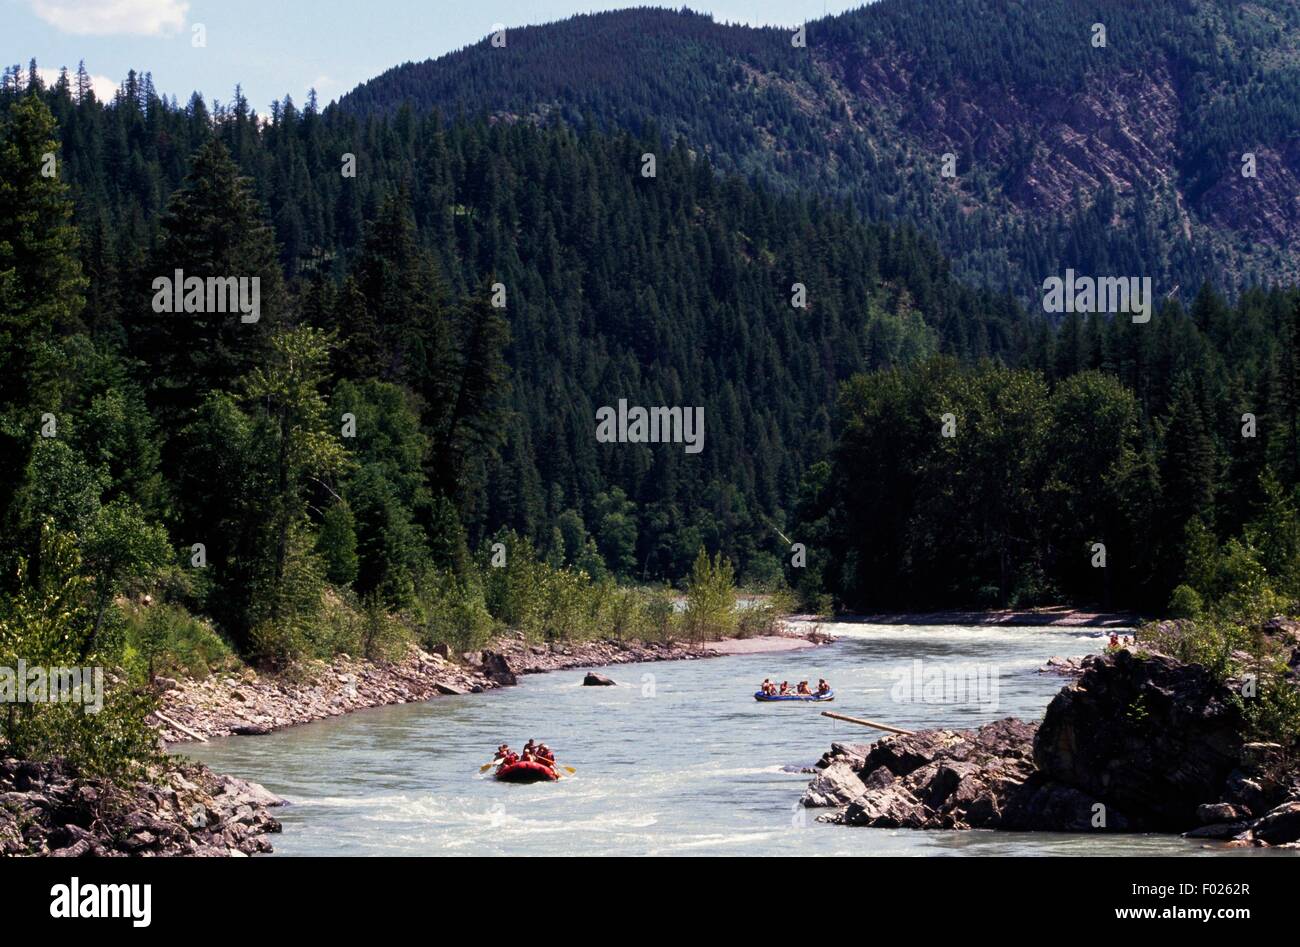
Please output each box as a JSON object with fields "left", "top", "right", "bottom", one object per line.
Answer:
{"left": 5, "top": 0, "right": 1297, "bottom": 612}
{"left": 2, "top": 78, "right": 1021, "bottom": 584}
{"left": 341, "top": 1, "right": 1300, "bottom": 296}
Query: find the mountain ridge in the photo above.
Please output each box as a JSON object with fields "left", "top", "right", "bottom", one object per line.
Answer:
{"left": 339, "top": 1, "right": 1300, "bottom": 298}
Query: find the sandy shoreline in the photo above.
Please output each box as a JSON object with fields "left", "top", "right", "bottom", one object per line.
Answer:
{"left": 708, "top": 634, "right": 824, "bottom": 654}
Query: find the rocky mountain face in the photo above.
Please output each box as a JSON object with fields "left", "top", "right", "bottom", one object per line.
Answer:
{"left": 801, "top": 642, "right": 1300, "bottom": 846}
{"left": 339, "top": 1, "right": 1300, "bottom": 296}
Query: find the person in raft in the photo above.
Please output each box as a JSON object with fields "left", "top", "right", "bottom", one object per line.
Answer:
{"left": 491, "top": 742, "right": 559, "bottom": 772}
{"left": 817, "top": 679, "right": 830, "bottom": 695}
{"left": 760, "top": 678, "right": 776, "bottom": 695}
{"left": 778, "top": 681, "right": 791, "bottom": 695}
{"left": 797, "top": 681, "right": 813, "bottom": 695}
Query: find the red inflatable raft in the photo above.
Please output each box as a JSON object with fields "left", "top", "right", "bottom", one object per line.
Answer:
{"left": 494, "top": 760, "right": 559, "bottom": 783}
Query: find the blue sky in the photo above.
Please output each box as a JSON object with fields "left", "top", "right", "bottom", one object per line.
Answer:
{"left": 3, "top": 0, "right": 870, "bottom": 111}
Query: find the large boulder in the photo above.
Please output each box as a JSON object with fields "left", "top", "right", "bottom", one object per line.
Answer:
{"left": 1001, "top": 773, "right": 1135, "bottom": 832}
{"left": 1260, "top": 615, "right": 1300, "bottom": 646}
{"left": 1250, "top": 801, "right": 1300, "bottom": 845}
{"left": 816, "top": 742, "right": 872, "bottom": 768}
{"left": 583, "top": 672, "right": 616, "bottom": 686}
{"left": 830, "top": 719, "right": 1040, "bottom": 829}
{"left": 808, "top": 650, "right": 1287, "bottom": 838}
{"left": 801, "top": 761, "right": 866, "bottom": 808}
{"left": 841, "top": 782, "right": 925, "bottom": 827}
{"left": 480, "top": 650, "right": 517, "bottom": 686}
{"left": 1033, "top": 649, "right": 1245, "bottom": 830}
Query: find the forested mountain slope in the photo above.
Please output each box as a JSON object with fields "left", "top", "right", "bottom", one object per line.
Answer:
{"left": 342, "top": 1, "right": 1300, "bottom": 296}
{"left": 1, "top": 72, "right": 1021, "bottom": 588}
{"left": 3, "top": 0, "right": 1298, "bottom": 617}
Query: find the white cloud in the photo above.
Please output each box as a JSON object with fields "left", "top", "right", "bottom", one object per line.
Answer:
{"left": 35, "top": 66, "right": 119, "bottom": 101}
{"left": 29, "top": 0, "right": 189, "bottom": 37}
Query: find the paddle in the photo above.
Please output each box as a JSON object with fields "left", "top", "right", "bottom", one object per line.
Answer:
{"left": 520, "top": 756, "right": 576, "bottom": 775}
{"left": 479, "top": 756, "right": 575, "bottom": 775}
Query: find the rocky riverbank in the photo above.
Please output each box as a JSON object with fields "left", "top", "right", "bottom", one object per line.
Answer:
{"left": 802, "top": 642, "right": 1300, "bottom": 848}
{"left": 152, "top": 630, "right": 825, "bottom": 744}
{"left": 0, "top": 757, "right": 284, "bottom": 856}
{"left": 151, "top": 645, "right": 494, "bottom": 743}
{"left": 492, "top": 634, "right": 727, "bottom": 674}
{"left": 14, "top": 632, "right": 788, "bottom": 856}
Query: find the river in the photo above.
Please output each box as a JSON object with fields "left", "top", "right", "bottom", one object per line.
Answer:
{"left": 177, "top": 621, "right": 1277, "bottom": 856}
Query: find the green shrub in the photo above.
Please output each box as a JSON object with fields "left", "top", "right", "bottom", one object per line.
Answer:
{"left": 0, "top": 524, "right": 158, "bottom": 779}
{"left": 124, "top": 602, "right": 235, "bottom": 682}
{"left": 1167, "top": 584, "right": 1203, "bottom": 620}
{"left": 248, "top": 525, "right": 328, "bottom": 669}
{"left": 1141, "top": 614, "right": 1250, "bottom": 679}
{"left": 248, "top": 618, "right": 306, "bottom": 671}
{"left": 601, "top": 583, "right": 647, "bottom": 639}
{"left": 316, "top": 499, "right": 360, "bottom": 587}
{"left": 643, "top": 587, "right": 678, "bottom": 642}
{"left": 1239, "top": 667, "right": 1300, "bottom": 751}
{"left": 481, "top": 532, "right": 610, "bottom": 642}
{"left": 682, "top": 548, "right": 737, "bottom": 643}
{"left": 360, "top": 596, "right": 411, "bottom": 662}
{"left": 742, "top": 551, "right": 784, "bottom": 590}
{"left": 304, "top": 591, "right": 365, "bottom": 657}
{"left": 419, "top": 571, "right": 495, "bottom": 653}
{"left": 737, "top": 589, "right": 794, "bottom": 638}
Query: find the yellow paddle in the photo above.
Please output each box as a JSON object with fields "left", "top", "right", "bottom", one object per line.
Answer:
{"left": 479, "top": 757, "right": 504, "bottom": 773}
{"left": 516, "top": 756, "right": 576, "bottom": 776}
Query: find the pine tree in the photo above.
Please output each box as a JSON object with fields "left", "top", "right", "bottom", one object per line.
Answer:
{"left": 352, "top": 190, "right": 449, "bottom": 387}
{"left": 332, "top": 276, "right": 384, "bottom": 379}
{"left": 1280, "top": 298, "right": 1300, "bottom": 483}
{"left": 1159, "top": 376, "right": 1217, "bottom": 585}
{"left": 0, "top": 96, "right": 87, "bottom": 543}
{"left": 430, "top": 288, "right": 511, "bottom": 503}
{"left": 240, "top": 327, "right": 351, "bottom": 619}
{"left": 75, "top": 61, "right": 91, "bottom": 104}
{"left": 138, "top": 137, "right": 285, "bottom": 433}
{"left": 316, "top": 499, "right": 359, "bottom": 586}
